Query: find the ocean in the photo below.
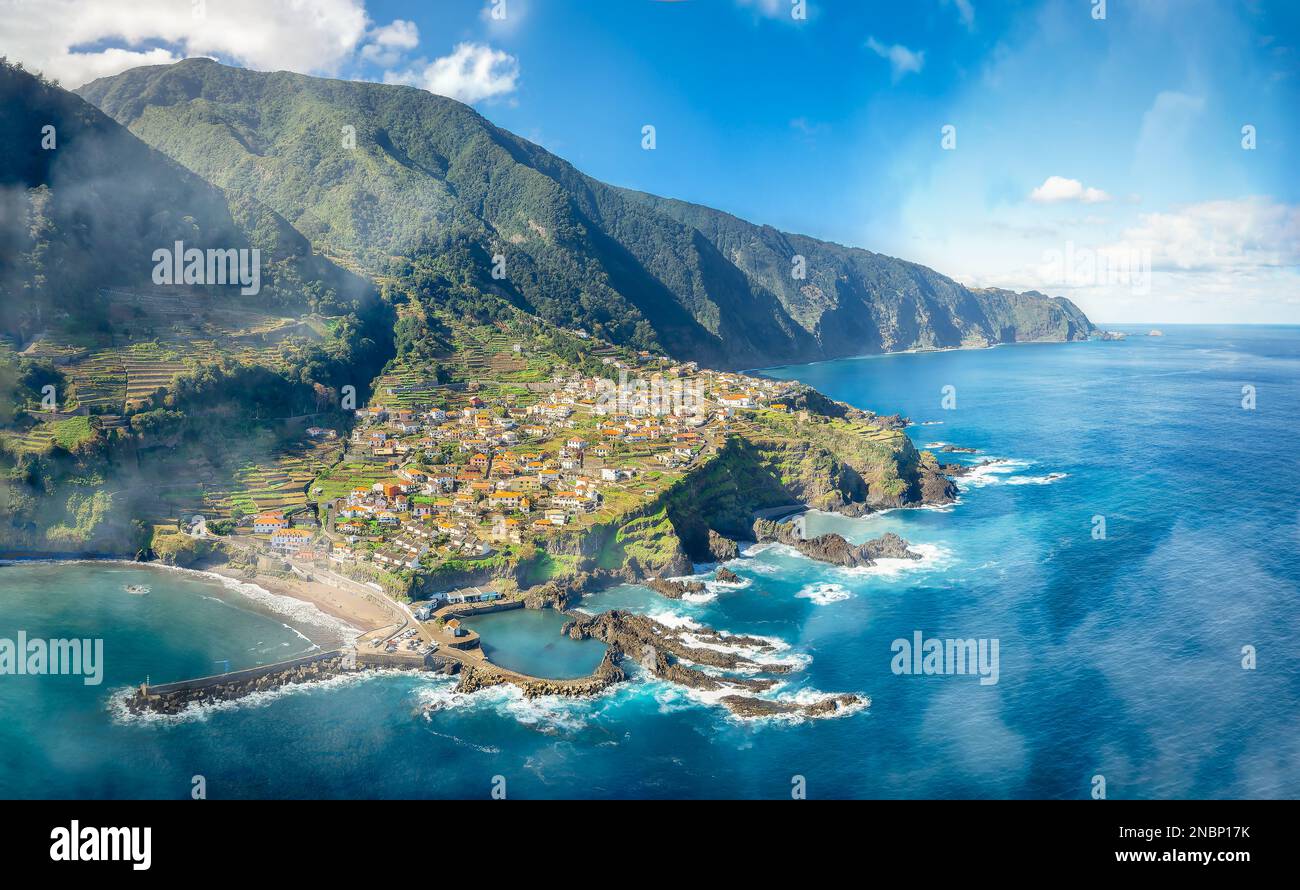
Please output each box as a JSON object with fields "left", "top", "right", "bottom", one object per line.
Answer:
{"left": 1, "top": 324, "right": 1296, "bottom": 799}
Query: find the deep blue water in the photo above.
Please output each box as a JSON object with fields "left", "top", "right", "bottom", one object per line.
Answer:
{"left": 1, "top": 325, "right": 1296, "bottom": 799}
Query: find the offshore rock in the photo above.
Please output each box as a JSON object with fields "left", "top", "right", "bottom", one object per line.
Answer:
{"left": 752, "top": 519, "right": 920, "bottom": 568}
{"left": 646, "top": 577, "right": 707, "bottom": 600}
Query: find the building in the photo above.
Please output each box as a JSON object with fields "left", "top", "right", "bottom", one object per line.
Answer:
{"left": 488, "top": 491, "right": 525, "bottom": 510}
{"left": 271, "top": 528, "right": 314, "bottom": 552}
{"left": 718, "top": 393, "right": 754, "bottom": 409}
{"left": 254, "top": 511, "right": 289, "bottom": 534}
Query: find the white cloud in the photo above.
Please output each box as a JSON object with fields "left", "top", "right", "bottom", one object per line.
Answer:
{"left": 1029, "top": 176, "right": 1111, "bottom": 204}
{"left": 360, "top": 19, "right": 419, "bottom": 68}
{"left": 1135, "top": 90, "right": 1205, "bottom": 155}
{"left": 866, "top": 37, "right": 925, "bottom": 82}
{"left": 1134, "top": 90, "right": 1206, "bottom": 177}
{"left": 736, "top": 0, "right": 790, "bottom": 19}
{"left": 1114, "top": 196, "right": 1299, "bottom": 272}
{"left": 2, "top": 0, "right": 373, "bottom": 87}
{"left": 997, "top": 197, "right": 1300, "bottom": 323}
{"left": 944, "top": 0, "right": 976, "bottom": 30}
{"left": 384, "top": 42, "right": 520, "bottom": 104}
{"left": 45, "top": 47, "right": 181, "bottom": 90}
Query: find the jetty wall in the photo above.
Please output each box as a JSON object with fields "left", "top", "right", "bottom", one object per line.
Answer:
{"left": 128, "top": 650, "right": 352, "bottom": 715}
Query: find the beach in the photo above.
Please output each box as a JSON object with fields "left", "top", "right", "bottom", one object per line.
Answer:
{"left": 199, "top": 562, "right": 398, "bottom": 637}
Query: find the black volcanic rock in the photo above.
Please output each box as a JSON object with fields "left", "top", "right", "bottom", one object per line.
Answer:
{"left": 561, "top": 610, "right": 863, "bottom": 719}
{"left": 752, "top": 519, "right": 920, "bottom": 568}
{"left": 645, "top": 577, "right": 706, "bottom": 600}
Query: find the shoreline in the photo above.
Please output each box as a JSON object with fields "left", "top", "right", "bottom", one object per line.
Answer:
{"left": 196, "top": 562, "right": 394, "bottom": 639}
{"left": 0, "top": 556, "right": 385, "bottom": 649}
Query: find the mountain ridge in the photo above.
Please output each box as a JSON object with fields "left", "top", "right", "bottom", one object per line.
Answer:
{"left": 77, "top": 58, "right": 1093, "bottom": 370}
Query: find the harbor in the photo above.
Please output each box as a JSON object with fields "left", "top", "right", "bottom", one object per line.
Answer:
{"left": 125, "top": 572, "right": 625, "bottom": 715}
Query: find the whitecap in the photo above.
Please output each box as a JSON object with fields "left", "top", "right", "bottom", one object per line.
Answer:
{"left": 954, "top": 458, "right": 1031, "bottom": 489}
{"left": 653, "top": 677, "right": 869, "bottom": 724}
{"left": 837, "top": 542, "right": 952, "bottom": 580}
{"left": 645, "top": 609, "right": 702, "bottom": 630}
{"left": 151, "top": 564, "right": 361, "bottom": 645}
{"left": 414, "top": 674, "right": 628, "bottom": 733}
{"left": 677, "top": 629, "right": 811, "bottom": 672}
{"left": 5, "top": 558, "right": 360, "bottom": 646}
{"left": 795, "top": 582, "right": 852, "bottom": 605}
{"left": 1005, "top": 472, "right": 1069, "bottom": 486}
{"left": 721, "top": 688, "right": 872, "bottom": 725}
{"left": 105, "top": 668, "right": 405, "bottom": 725}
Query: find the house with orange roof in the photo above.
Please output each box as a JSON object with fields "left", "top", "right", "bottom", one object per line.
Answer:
{"left": 254, "top": 511, "right": 289, "bottom": 534}
{"left": 270, "top": 527, "right": 314, "bottom": 552}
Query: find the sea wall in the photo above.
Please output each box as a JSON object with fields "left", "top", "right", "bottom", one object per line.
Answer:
{"left": 455, "top": 648, "right": 626, "bottom": 699}
{"left": 127, "top": 650, "right": 352, "bottom": 715}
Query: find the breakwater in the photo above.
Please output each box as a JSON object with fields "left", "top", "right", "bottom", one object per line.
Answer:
{"left": 125, "top": 614, "right": 626, "bottom": 714}
{"left": 126, "top": 650, "right": 355, "bottom": 715}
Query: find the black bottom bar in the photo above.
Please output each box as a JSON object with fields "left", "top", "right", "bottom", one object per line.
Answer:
{"left": 6, "top": 799, "right": 1288, "bottom": 875}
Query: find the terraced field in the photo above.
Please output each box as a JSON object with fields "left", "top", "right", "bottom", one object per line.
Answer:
{"left": 66, "top": 353, "right": 127, "bottom": 411}
{"left": 123, "top": 357, "right": 189, "bottom": 407}
{"left": 0, "top": 426, "right": 55, "bottom": 455}
{"left": 468, "top": 326, "right": 547, "bottom": 382}
{"left": 372, "top": 367, "right": 449, "bottom": 410}
{"left": 0, "top": 413, "right": 99, "bottom": 454}
{"left": 309, "top": 459, "right": 401, "bottom": 502}
{"left": 130, "top": 437, "right": 344, "bottom": 523}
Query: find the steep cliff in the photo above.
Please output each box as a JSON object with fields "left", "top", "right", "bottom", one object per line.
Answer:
{"left": 79, "top": 58, "right": 1094, "bottom": 369}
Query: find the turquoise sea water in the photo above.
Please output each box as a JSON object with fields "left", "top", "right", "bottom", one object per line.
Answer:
{"left": 466, "top": 608, "right": 608, "bottom": 679}
{"left": 1, "top": 324, "right": 1296, "bottom": 799}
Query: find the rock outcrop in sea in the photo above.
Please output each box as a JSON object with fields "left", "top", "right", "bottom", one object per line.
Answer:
{"left": 645, "top": 577, "right": 707, "bottom": 600}
{"left": 751, "top": 519, "right": 921, "bottom": 569}
{"left": 561, "top": 610, "right": 864, "bottom": 719}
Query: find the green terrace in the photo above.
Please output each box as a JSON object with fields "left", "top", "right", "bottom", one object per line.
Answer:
{"left": 128, "top": 435, "right": 344, "bottom": 523}
{"left": 310, "top": 460, "right": 402, "bottom": 502}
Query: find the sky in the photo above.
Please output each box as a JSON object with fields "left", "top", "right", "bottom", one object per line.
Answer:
{"left": 2, "top": 0, "right": 1297, "bottom": 324}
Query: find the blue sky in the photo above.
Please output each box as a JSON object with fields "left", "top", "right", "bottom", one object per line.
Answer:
{"left": 8, "top": 0, "right": 1298, "bottom": 323}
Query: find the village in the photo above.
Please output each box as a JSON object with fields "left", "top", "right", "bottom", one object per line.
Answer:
{"left": 228, "top": 354, "right": 805, "bottom": 599}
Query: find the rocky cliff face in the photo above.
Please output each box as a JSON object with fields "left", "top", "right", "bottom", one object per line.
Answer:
{"left": 662, "top": 423, "right": 956, "bottom": 562}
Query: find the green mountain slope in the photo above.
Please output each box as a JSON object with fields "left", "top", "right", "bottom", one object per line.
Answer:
{"left": 0, "top": 62, "right": 397, "bottom": 553}
{"left": 78, "top": 59, "right": 1093, "bottom": 369}
{"left": 0, "top": 60, "right": 378, "bottom": 347}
